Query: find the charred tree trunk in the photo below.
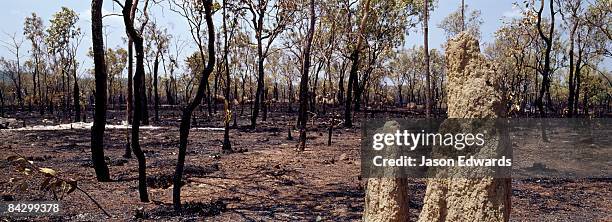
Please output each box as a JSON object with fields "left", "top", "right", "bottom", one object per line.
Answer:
{"left": 73, "top": 60, "right": 81, "bottom": 122}
{"left": 461, "top": 0, "right": 465, "bottom": 32}
{"left": 90, "top": 0, "right": 111, "bottom": 182}
{"left": 574, "top": 53, "right": 582, "bottom": 116}
{"left": 424, "top": 0, "right": 432, "bottom": 118}
{"left": 127, "top": 41, "right": 134, "bottom": 124}
{"left": 287, "top": 80, "right": 294, "bottom": 112}
{"left": 173, "top": 0, "right": 215, "bottom": 211}
{"left": 344, "top": 0, "right": 371, "bottom": 128}
{"left": 214, "top": 65, "right": 220, "bottom": 114}
{"left": 165, "top": 79, "right": 174, "bottom": 105}
{"left": 33, "top": 57, "right": 38, "bottom": 113}
{"left": 153, "top": 53, "right": 160, "bottom": 122}
{"left": 0, "top": 89, "right": 4, "bottom": 117}
{"left": 262, "top": 88, "right": 268, "bottom": 121}
{"left": 141, "top": 76, "right": 149, "bottom": 125}
{"left": 567, "top": 24, "right": 577, "bottom": 117}
{"left": 298, "top": 0, "right": 316, "bottom": 151}
{"left": 536, "top": 0, "right": 555, "bottom": 116}
{"left": 338, "top": 68, "right": 345, "bottom": 105}
{"left": 222, "top": 0, "right": 233, "bottom": 153}
{"left": 206, "top": 81, "right": 213, "bottom": 117}
{"left": 124, "top": 40, "right": 134, "bottom": 158}
{"left": 251, "top": 10, "right": 265, "bottom": 128}
{"left": 233, "top": 76, "right": 238, "bottom": 127}
{"left": 121, "top": 0, "right": 149, "bottom": 202}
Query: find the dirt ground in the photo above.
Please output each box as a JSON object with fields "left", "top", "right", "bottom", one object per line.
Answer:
{"left": 0, "top": 108, "right": 610, "bottom": 221}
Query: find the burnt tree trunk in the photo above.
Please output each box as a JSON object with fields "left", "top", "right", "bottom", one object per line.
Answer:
{"left": 222, "top": 0, "right": 233, "bottom": 153}
{"left": 536, "top": 0, "right": 555, "bottom": 116}
{"left": 33, "top": 56, "right": 38, "bottom": 113}
{"left": 72, "top": 57, "right": 81, "bottom": 122}
{"left": 153, "top": 53, "right": 160, "bottom": 122}
{"left": 141, "top": 75, "right": 149, "bottom": 125}
{"left": 90, "top": 0, "right": 111, "bottom": 182}
{"left": 344, "top": 0, "right": 371, "bottom": 128}
{"left": 251, "top": 8, "right": 265, "bottom": 128}
{"left": 338, "top": 67, "right": 345, "bottom": 105}
{"left": 298, "top": 0, "right": 316, "bottom": 151}
{"left": 573, "top": 35, "right": 584, "bottom": 116}
{"left": 124, "top": 40, "right": 134, "bottom": 158}
{"left": 424, "top": 0, "right": 432, "bottom": 118}
{"left": 567, "top": 20, "right": 578, "bottom": 117}
{"left": 0, "top": 89, "right": 3, "bottom": 117}
{"left": 173, "top": 0, "right": 216, "bottom": 211}
{"left": 127, "top": 41, "right": 134, "bottom": 124}
{"left": 121, "top": 0, "right": 149, "bottom": 202}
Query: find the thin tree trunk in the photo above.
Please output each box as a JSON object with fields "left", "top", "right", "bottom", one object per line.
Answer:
{"left": 33, "top": 56, "right": 38, "bottom": 112}
{"left": 127, "top": 40, "right": 134, "bottom": 124}
{"left": 251, "top": 6, "right": 267, "bottom": 128}
{"left": 536, "top": 0, "right": 555, "bottom": 116}
{"left": 173, "top": 0, "right": 215, "bottom": 211}
{"left": 0, "top": 89, "right": 4, "bottom": 117}
{"left": 153, "top": 53, "right": 160, "bottom": 122}
{"left": 206, "top": 81, "right": 213, "bottom": 117}
{"left": 574, "top": 58, "right": 582, "bottom": 115}
{"left": 461, "top": 0, "right": 465, "bottom": 32}
{"left": 124, "top": 40, "right": 134, "bottom": 158}
{"left": 298, "top": 0, "right": 316, "bottom": 151}
{"left": 214, "top": 63, "right": 220, "bottom": 114}
{"left": 73, "top": 58, "right": 81, "bottom": 122}
{"left": 141, "top": 75, "right": 149, "bottom": 125}
{"left": 222, "top": 0, "right": 233, "bottom": 153}
{"left": 121, "top": 0, "right": 149, "bottom": 202}
{"left": 262, "top": 88, "right": 268, "bottom": 121}
{"left": 338, "top": 66, "right": 345, "bottom": 105}
{"left": 344, "top": 0, "right": 372, "bottom": 128}
{"left": 567, "top": 24, "right": 577, "bottom": 117}
{"left": 424, "top": 0, "right": 432, "bottom": 117}
{"left": 90, "top": 0, "right": 111, "bottom": 182}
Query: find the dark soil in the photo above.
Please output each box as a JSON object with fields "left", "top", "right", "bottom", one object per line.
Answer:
{"left": 0, "top": 108, "right": 610, "bottom": 221}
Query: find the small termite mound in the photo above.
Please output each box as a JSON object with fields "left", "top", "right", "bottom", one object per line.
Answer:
{"left": 363, "top": 121, "right": 409, "bottom": 222}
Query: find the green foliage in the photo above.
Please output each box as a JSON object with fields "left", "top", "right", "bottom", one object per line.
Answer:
{"left": 45, "top": 7, "right": 80, "bottom": 54}
{"left": 438, "top": 4, "right": 483, "bottom": 39}
{"left": 23, "top": 13, "right": 45, "bottom": 52}
{"left": 365, "top": 0, "right": 419, "bottom": 48}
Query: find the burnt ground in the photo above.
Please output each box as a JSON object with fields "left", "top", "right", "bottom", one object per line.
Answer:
{"left": 0, "top": 107, "right": 610, "bottom": 221}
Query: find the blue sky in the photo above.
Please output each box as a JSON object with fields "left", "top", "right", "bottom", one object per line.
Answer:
{"left": 406, "top": 0, "right": 523, "bottom": 49}
{"left": 0, "top": 0, "right": 581, "bottom": 76}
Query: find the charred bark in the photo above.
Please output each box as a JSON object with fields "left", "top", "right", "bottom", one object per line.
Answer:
{"left": 153, "top": 53, "right": 160, "bottom": 122}
{"left": 298, "top": 0, "right": 316, "bottom": 151}
{"left": 90, "top": 0, "right": 111, "bottom": 182}
{"left": 344, "top": 0, "right": 371, "bottom": 128}
{"left": 121, "top": 0, "right": 149, "bottom": 202}
{"left": 173, "top": 0, "right": 215, "bottom": 211}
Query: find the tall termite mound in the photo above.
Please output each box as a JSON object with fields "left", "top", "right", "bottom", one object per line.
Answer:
{"left": 363, "top": 121, "right": 409, "bottom": 222}
{"left": 418, "top": 33, "right": 510, "bottom": 222}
